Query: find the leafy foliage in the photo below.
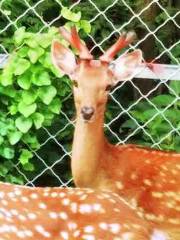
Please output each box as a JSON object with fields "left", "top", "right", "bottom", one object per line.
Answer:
{"left": 0, "top": 7, "right": 90, "bottom": 183}
{"left": 121, "top": 80, "right": 180, "bottom": 152}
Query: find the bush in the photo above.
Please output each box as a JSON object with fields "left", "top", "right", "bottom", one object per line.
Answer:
{"left": 0, "top": 7, "right": 90, "bottom": 184}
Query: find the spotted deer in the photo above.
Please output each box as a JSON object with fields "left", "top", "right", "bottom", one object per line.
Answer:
{"left": 0, "top": 182, "right": 165, "bottom": 240}
{"left": 51, "top": 27, "right": 180, "bottom": 237}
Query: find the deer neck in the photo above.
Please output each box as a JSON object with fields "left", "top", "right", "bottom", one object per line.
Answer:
{"left": 71, "top": 110, "right": 107, "bottom": 187}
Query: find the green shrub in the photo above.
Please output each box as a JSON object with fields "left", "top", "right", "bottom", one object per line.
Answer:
{"left": 121, "top": 81, "right": 180, "bottom": 152}
{"left": 0, "top": 7, "right": 90, "bottom": 184}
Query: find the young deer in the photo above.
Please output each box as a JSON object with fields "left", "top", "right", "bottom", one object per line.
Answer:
{"left": 0, "top": 182, "right": 160, "bottom": 240}
{"left": 51, "top": 27, "right": 180, "bottom": 235}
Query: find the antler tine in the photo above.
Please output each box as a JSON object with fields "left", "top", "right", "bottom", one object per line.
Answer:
{"left": 59, "top": 26, "right": 93, "bottom": 60}
{"left": 100, "top": 31, "right": 136, "bottom": 62}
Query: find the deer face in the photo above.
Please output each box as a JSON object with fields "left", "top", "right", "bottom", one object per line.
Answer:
{"left": 71, "top": 60, "right": 113, "bottom": 121}
{"left": 51, "top": 27, "right": 142, "bottom": 121}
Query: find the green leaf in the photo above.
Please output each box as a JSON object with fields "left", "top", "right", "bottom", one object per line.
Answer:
{"left": 18, "top": 102, "right": 37, "bottom": 117}
{"left": 32, "top": 112, "right": 44, "bottom": 129}
{"left": 164, "top": 109, "right": 180, "bottom": 122}
{"left": 171, "top": 45, "right": 180, "bottom": 58}
{"left": 23, "top": 162, "right": 34, "bottom": 171}
{"left": 25, "top": 38, "right": 39, "bottom": 48}
{"left": 0, "top": 86, "right": 16, "bottom": 97}
{"left": 48, "top": 26, "right": 59, "bottom": 36}
{"left": 17, "top": 71, "right": 31, "bottom": 89}
{"left": 22, "top": 134, "right": 40, "bottom": 149}
{"left": 1, "top": 147, "right": 14, "bottom": 159}
{"left": 14, "top": 27, "right": 26, "bottom": 46}
{"left": 9, "top": 105, "right": 18, "bottom": 115}
{"left": 142, "top": 109, "right": 159, "bottom": 121}
{"left": 38, "top": 86, "right": 57, "bottom": 104}
{"left": 15, "top": 116, "right": 33, "bottom": 133}
{"left": 61, "top": 7, "right": 81, "bottom": 22}
{"left": 49, "top": 98, "right": 62, "bottom": 114}
{"left": 28, "top": 49, "right": 39, "bottom": 64}
{"left": 8, "top": 131, "right": 22, "bottom": 145}
{"left": 19, "top": 149, "right": 33, "bottom": 165}
{"left": 17, "top": 46, "right": 29, "bottom": 58}
{"left": 0, "top": 136, "right": 3, "bottom": 145}
{"left": 154, "top": 122, "right": 172, "bottom": 134}
{"left": 32, "top": 71, "right": 51, "bottom": 86}
{"left": 121, "top": 119, "right": 138, "bottom": 130}
{"left": 38, "top": 34, "right": 52, "bottom": 48}
{"left": 28, "top": 47, "right": 44, "bottom": 63}
{"left": 1, "top": 70, "right": 13, "bottom": 86}
{"left": 80, "top": 20, "right": 91, "bottom": 33}
{"left": 14, "top": 59, "right": 30, "bottom": 75}
{"left": 41, "top": 108, "right": 55, "bottom": 126}
{"left": 43, "top": 114, "right": 54, "bottom": 126}
{"left": 39, "top": 53, "right": 52, "bottom": 68}
{"left": 0, "top": 122, "right": 8, "bottom": 136}
{"left": 22, "top": 90, "right": 37, "bottom": 104}
{"left": 57, "top": 79, "right": 71, "bottom": 96}
{"left": 170, "top": 80, "right": 180, "bottom": 96}
{"left": 151, "top": 94, "right": 175, "bottom": 107}
{"left": 0, "top": 164, "right": 8, "bottom": 177}
{"left": 6, "top": 175, "right": 24, "bottom": 185}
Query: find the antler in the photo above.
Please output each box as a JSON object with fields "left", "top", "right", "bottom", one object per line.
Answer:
{"left": 59, "top": 26, "right": 93, "bottom": 60}
{"left": 100, "top": 31, "right": 136, "bottom": 62}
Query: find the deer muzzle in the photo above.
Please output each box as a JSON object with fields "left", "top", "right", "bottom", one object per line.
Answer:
{"left": 81, "top": 106, "right": 95, "bottom": 120}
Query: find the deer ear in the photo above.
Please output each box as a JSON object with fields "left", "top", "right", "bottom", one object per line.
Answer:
{"left": 51, "top": 40, "right": 77, "bottom": 77}
{"left": 110, "top": 49, "right": 143, "bottom": 83}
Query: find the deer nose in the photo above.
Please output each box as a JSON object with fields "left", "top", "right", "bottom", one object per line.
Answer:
{"left": 81, "top": 106, "right": 95, "bottom": 120}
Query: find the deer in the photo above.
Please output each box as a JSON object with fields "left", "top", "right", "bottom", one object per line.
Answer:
{"left": 51, "top": 26, "right": 180, "bottom": 238}
{"left": 0, "top": 181, "right": 166, "bottom": 240}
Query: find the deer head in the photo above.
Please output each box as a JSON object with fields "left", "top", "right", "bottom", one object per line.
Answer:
{"left": 52, "top": 27, "right": 142, "bottom": 121}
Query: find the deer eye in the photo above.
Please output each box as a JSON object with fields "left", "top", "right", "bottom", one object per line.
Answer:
{"left": 105, "top": 84, "right": 112, "bottom": 91}
{"left": 72, "top": 80, "right": 78, "bottom": 88}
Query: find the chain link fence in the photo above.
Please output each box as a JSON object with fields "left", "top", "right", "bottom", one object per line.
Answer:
{"left": 0, "top": 0, "right": 180, "bottom": 187}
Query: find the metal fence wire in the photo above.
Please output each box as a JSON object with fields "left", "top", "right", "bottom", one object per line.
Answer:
{"left": 0, "top": 0, "right": 180, "bottom": 187}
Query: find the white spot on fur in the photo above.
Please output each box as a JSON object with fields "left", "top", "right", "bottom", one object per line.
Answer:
{"left": 99, "top": 222, "right": 108, "bottom": 230}
{"left": 60, "top": 231, "right": 69, "bottom": 239}
{"left": 116, "top": 181, "right": 124, "bottom": 190}
{"left": 122, "top": 232, "right": 134, "bottom": 240}
{"left": 35, "top": 225, "right": 51, "bottom": 238}
{"left": 68, "top": 222, "right": 77, "bottom": 230}
{"left": 0, "top": 192, "right": 5, "bottom": 199}
{"left": 84, "top": 226, "right": 94, "bottom": 233}
{"left": 59, "top": 212, "right": 68, "bottom": 220}
{"left": 27, "top": 213, "right": 37, "bottom": 220}
{"left": 30, "top": 193, "right": 38, "bottom": 199}
{"left": 49, "top": 212, "right": 58, "bottom": 219}
{"left": 151, "top": 229, "right": 169, "bottom": 240}
{"left": 82, "top": 235, "right": 95, "bottom": 240}
{"left": 79, "top": 204, "right": 92, "bottom": 213}
{"left": 109, "top": 223, "right": 121, "bottom": 234}
{"left": 62, "top": 198, "right": 70, "bottom": 206}
{"left": 39, "top": 202, "right": 47, "bottom": 209}
{"left": 21, "top": 197, "right": 29, "bottom": 202}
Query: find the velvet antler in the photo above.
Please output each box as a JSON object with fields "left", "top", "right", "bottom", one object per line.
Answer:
{"left": 59, "top": 26, "right": 93, "bottom": 60}
{"left": 100, "top": 31, "right": 136, "bottom": 62}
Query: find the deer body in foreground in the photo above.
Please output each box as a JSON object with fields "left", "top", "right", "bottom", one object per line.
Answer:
{"left": 51, "top": 27, "right": 180, "bottom": 233}
{"left": 0, "top": 182, "right": 160, "bottom": 240}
